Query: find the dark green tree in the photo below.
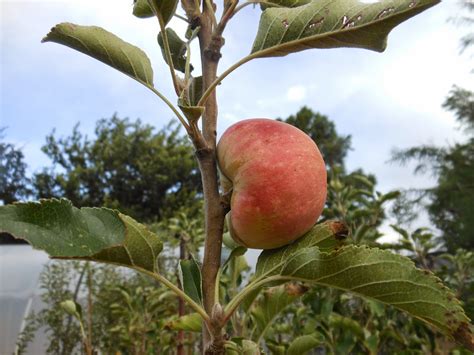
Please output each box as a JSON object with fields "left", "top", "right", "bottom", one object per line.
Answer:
{"left": 33, "top": 115, "right": 201, "bottom": 222}
{"left": 392, "top": 87, "right": 474, "bottom": 252}
{"left": 0, "top": 129, "right": 31, "bottom": 205}
{"left": 392, "top": 82, "right": 474, "bottom": 253}
{"left": 279, "top": 106, "right": 352, "bottom": 169}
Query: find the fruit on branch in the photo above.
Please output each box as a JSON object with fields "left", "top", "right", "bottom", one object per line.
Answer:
{"left": 217, "top": 119, "right": 327, "bottom": 249}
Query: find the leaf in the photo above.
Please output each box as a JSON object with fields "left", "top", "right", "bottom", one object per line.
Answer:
{"left": 379, "top": 190, "right": 401, "bottom": 204}
{"left": 178, "top": 101, "right": 205, "bottom": 122}
{"left": 60, "top": 300, "right": 83, "bottom": 321}
{"left": 0, "top": 199, "right": 163, "bottom": 272}
{"left": 157, "top": 28, "right": 193, "bottom": 73}
{"left": 263, "top": 0, "right": 311, "bottom": 9}
{"left": 251, "top": 0, "right": 440, "bottom": 58}
{"left": 42, "top": 23, "right": 154, "bottom": 88}
{"left": 286, "top": 333, "right": 322, "bottom": 355}
{"left": 222, "top": 232, "right": 247, "bottom": 267}
{"left": 165, "top": 312, "right": 202, "bottom": 332}
{"left": 329, "top": 313, "right": 364, "bottom": 339}
{"left": 133, "top": 0, "right": 178, "bottom": 25}
{"left": 133, "top": 0, "right": 154, "bottom": 18}
{"left": 241, "top": 221, "right": 346, "bottom": 311}
{"left": 226, "top": 338, "right": 261, "bottom": 354}
{"left": 255, "top": 244, "right": 473, "bottom": 348}
{"left": 178, "top": 76, "right": 205, "bottom": 121}
{"left": 179, "top": 257, "right": 203, "bottom": 305}
{"left": 251, "top": 283, "right": 308, "bottom": 342}
{"left": 242, "top": 340, "right": 261, "bottom": 354}
{"left": 255, "top": 221, "right": 347, "bottom": 277}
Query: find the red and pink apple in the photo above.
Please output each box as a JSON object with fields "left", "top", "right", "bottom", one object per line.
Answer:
{"left": 217, "top": 118, "right": 327, "bottom": 249}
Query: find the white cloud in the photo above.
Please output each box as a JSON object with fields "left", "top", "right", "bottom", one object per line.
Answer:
{"left": 286, "top": 85, "right": 307, "bottom": 102}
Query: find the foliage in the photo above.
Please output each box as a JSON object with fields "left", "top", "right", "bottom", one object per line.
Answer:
{"left": 33, "top": 116, "right": 201, "bottom": 222}
{"left": 4, "top": 0, "right": 473, "bottom": 353}
{"left": 391, "top": 86, "right": 474, "bottom": 252}
{"left": 16, "top": 260, "right": 201, "bottom": 354}
{"left": 0, "top": 129, "right": 31, "bottom": 205}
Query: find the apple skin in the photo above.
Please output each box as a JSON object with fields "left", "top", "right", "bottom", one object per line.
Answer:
{"left": 217, "top": 118, "right": 327, "bottom": 249}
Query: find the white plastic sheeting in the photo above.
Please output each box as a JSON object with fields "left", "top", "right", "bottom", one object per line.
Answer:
{"left": 0, "top": 245, "right": 49, "bottom": 354}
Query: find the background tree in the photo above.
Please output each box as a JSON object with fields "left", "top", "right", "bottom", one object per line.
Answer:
{"left": 0, "top": 129, "right": 31, "bottom": 205}
{"left": 33, "top": 115, "right": 201, "bottom": 222}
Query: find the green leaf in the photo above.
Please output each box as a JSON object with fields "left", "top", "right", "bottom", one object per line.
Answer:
{"left": 263, "top": 0, "right": 311, "bottom": 9}
{"left": 133, "top": 0, "right": 178, "bottom": 25}
{"left": 60, "top": 300, "right": 83, "bottom": 321}
{"left": 222, "top": 232, "right": 247, "bottom": 267}
{"left": 242, "top": 340, "right": 261, "bottom": 354}
{"left": 152, "top": 0, "right": 179, "bottom": 26}
{"left": 256, "top": 244, "right": 473, "bottom": 347}
{"left": 255, "top": 221, "right": 347, "bottom": 278}
{"left": 133, "top": 0, "right": 154, "bottom": 18}
{"left": 240, "top": 221, "right": 346, "bottom": 311}
{"left": 329, "top": 313, "right": 364, "bottom": 339}
{"left": 379, "top": 190, "right": 401, "bottom": 204}
{"left": 287, "top": 333, "right": 322, "bottom": 355}
{"left": 157, "top": 28, "right": 192, "bottom": 73}
{"left": 226, "top": 338, "right": 261, "bottom": 354}
{"left": 251, "top": 0, "right": 440, "bottom": 57}
{"left": 42, "top": 23, "right": 154, "bottom": 88}
{"left": 165, "top": 312, "right": 202, "bottom": 332}
{"left": 0, "top": 199, "right": 163, "bottom": 272}
{"left": 251, "top": 283, "right": 308, "bottom": 342}
{"left": 179, "top": 257, "right": 203, "bottom": 305}
{"left": 178, "top": 76, "right": 205, "bottom": 121}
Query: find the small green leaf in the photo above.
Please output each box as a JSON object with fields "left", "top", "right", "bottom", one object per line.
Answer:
{"left": 133, "top": 0, "right": 154, "bottom": 18}
{"left": 133, "top": 0, "right": 178, "bottom": 25}
{"left": 251, "top": 0, "right": 440, "bottom": 57}
{"left": 242, "top": 340, "right": 261, "bottom": 354}
{"left": 287, "top": 333, "right": 322, "bottom": 355}
{"left": 42, "top": 23, "right": 154, "bottom": 88}
{"left": 251, "top": 284, "right": 308, "bottom": 342}
{"left": 179, "top": 257, "right": 203, "bottom": 305}
{"left": 178, "top": 101, "right": 205, "bottom": 122}
{"left": 222, "top": 232, "right": 247, "bottom": 267}
{"left": 0, "top": 199, "right": 163, "bottom": 272}
{"left": 379, "top": 190, "right": 401, "bottom": 204}
{"left": 165, "top": 312, "right": 202, "bottom": 332}
{"left": 60, "top": 300, "right": 82, "bottom": 321}
{"left": 152, "top": 0, "right": 179, "bottom": 26}
{"left": 157, "top": 28, "right": 193, "bottom": 73}
{"left": 178, "top": 76, "right": 205, "bottom": 121}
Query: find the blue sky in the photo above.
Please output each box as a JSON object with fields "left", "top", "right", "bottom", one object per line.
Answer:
{"left": 1, "top": 0, "right": 472, "bottom": 235}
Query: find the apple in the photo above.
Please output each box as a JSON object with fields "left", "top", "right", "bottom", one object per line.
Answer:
{"left": 217, "top": 118, "right": 327, "bottom": 249}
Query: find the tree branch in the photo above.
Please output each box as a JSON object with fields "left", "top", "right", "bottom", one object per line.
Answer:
{"left": 195, "top": 0, "right": 226, "bottom": 352}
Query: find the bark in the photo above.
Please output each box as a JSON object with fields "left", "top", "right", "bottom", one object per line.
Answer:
{"left": 196, "top": 2, "right": 226, "bottom": 353}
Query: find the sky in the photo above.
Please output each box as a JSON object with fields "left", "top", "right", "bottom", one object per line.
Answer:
{"left": 1, "top": 0, "right": 473, "bottom": 237}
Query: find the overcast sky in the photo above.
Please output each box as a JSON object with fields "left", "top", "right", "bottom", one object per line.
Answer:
{"left": 1, "top": 0, "right": 472, "bottom": 236}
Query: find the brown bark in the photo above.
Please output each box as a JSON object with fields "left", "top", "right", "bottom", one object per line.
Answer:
{"left": 196, "top": 2, "right": 226, "bottom": 353}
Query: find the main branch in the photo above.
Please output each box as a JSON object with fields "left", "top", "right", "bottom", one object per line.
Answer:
{"left": 196, "top": 1, "right": 226, "bottom": 353}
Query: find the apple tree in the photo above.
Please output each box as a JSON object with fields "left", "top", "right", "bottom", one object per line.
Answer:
{"left": 1, "top": 0, "right": 473, "bottom": 353}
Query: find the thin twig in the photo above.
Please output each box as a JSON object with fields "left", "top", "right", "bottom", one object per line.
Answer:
{"left": 139, "top": 268, "right": 211, "bottom": 324}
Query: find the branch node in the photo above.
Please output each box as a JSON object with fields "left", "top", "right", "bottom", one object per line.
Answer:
{"left": 205, "top": 36, "right": 225, "bottom": 61}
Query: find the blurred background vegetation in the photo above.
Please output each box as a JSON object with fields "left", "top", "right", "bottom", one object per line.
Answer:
{"left": 1, "top": 2, "right": 473, "bottom": 354}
